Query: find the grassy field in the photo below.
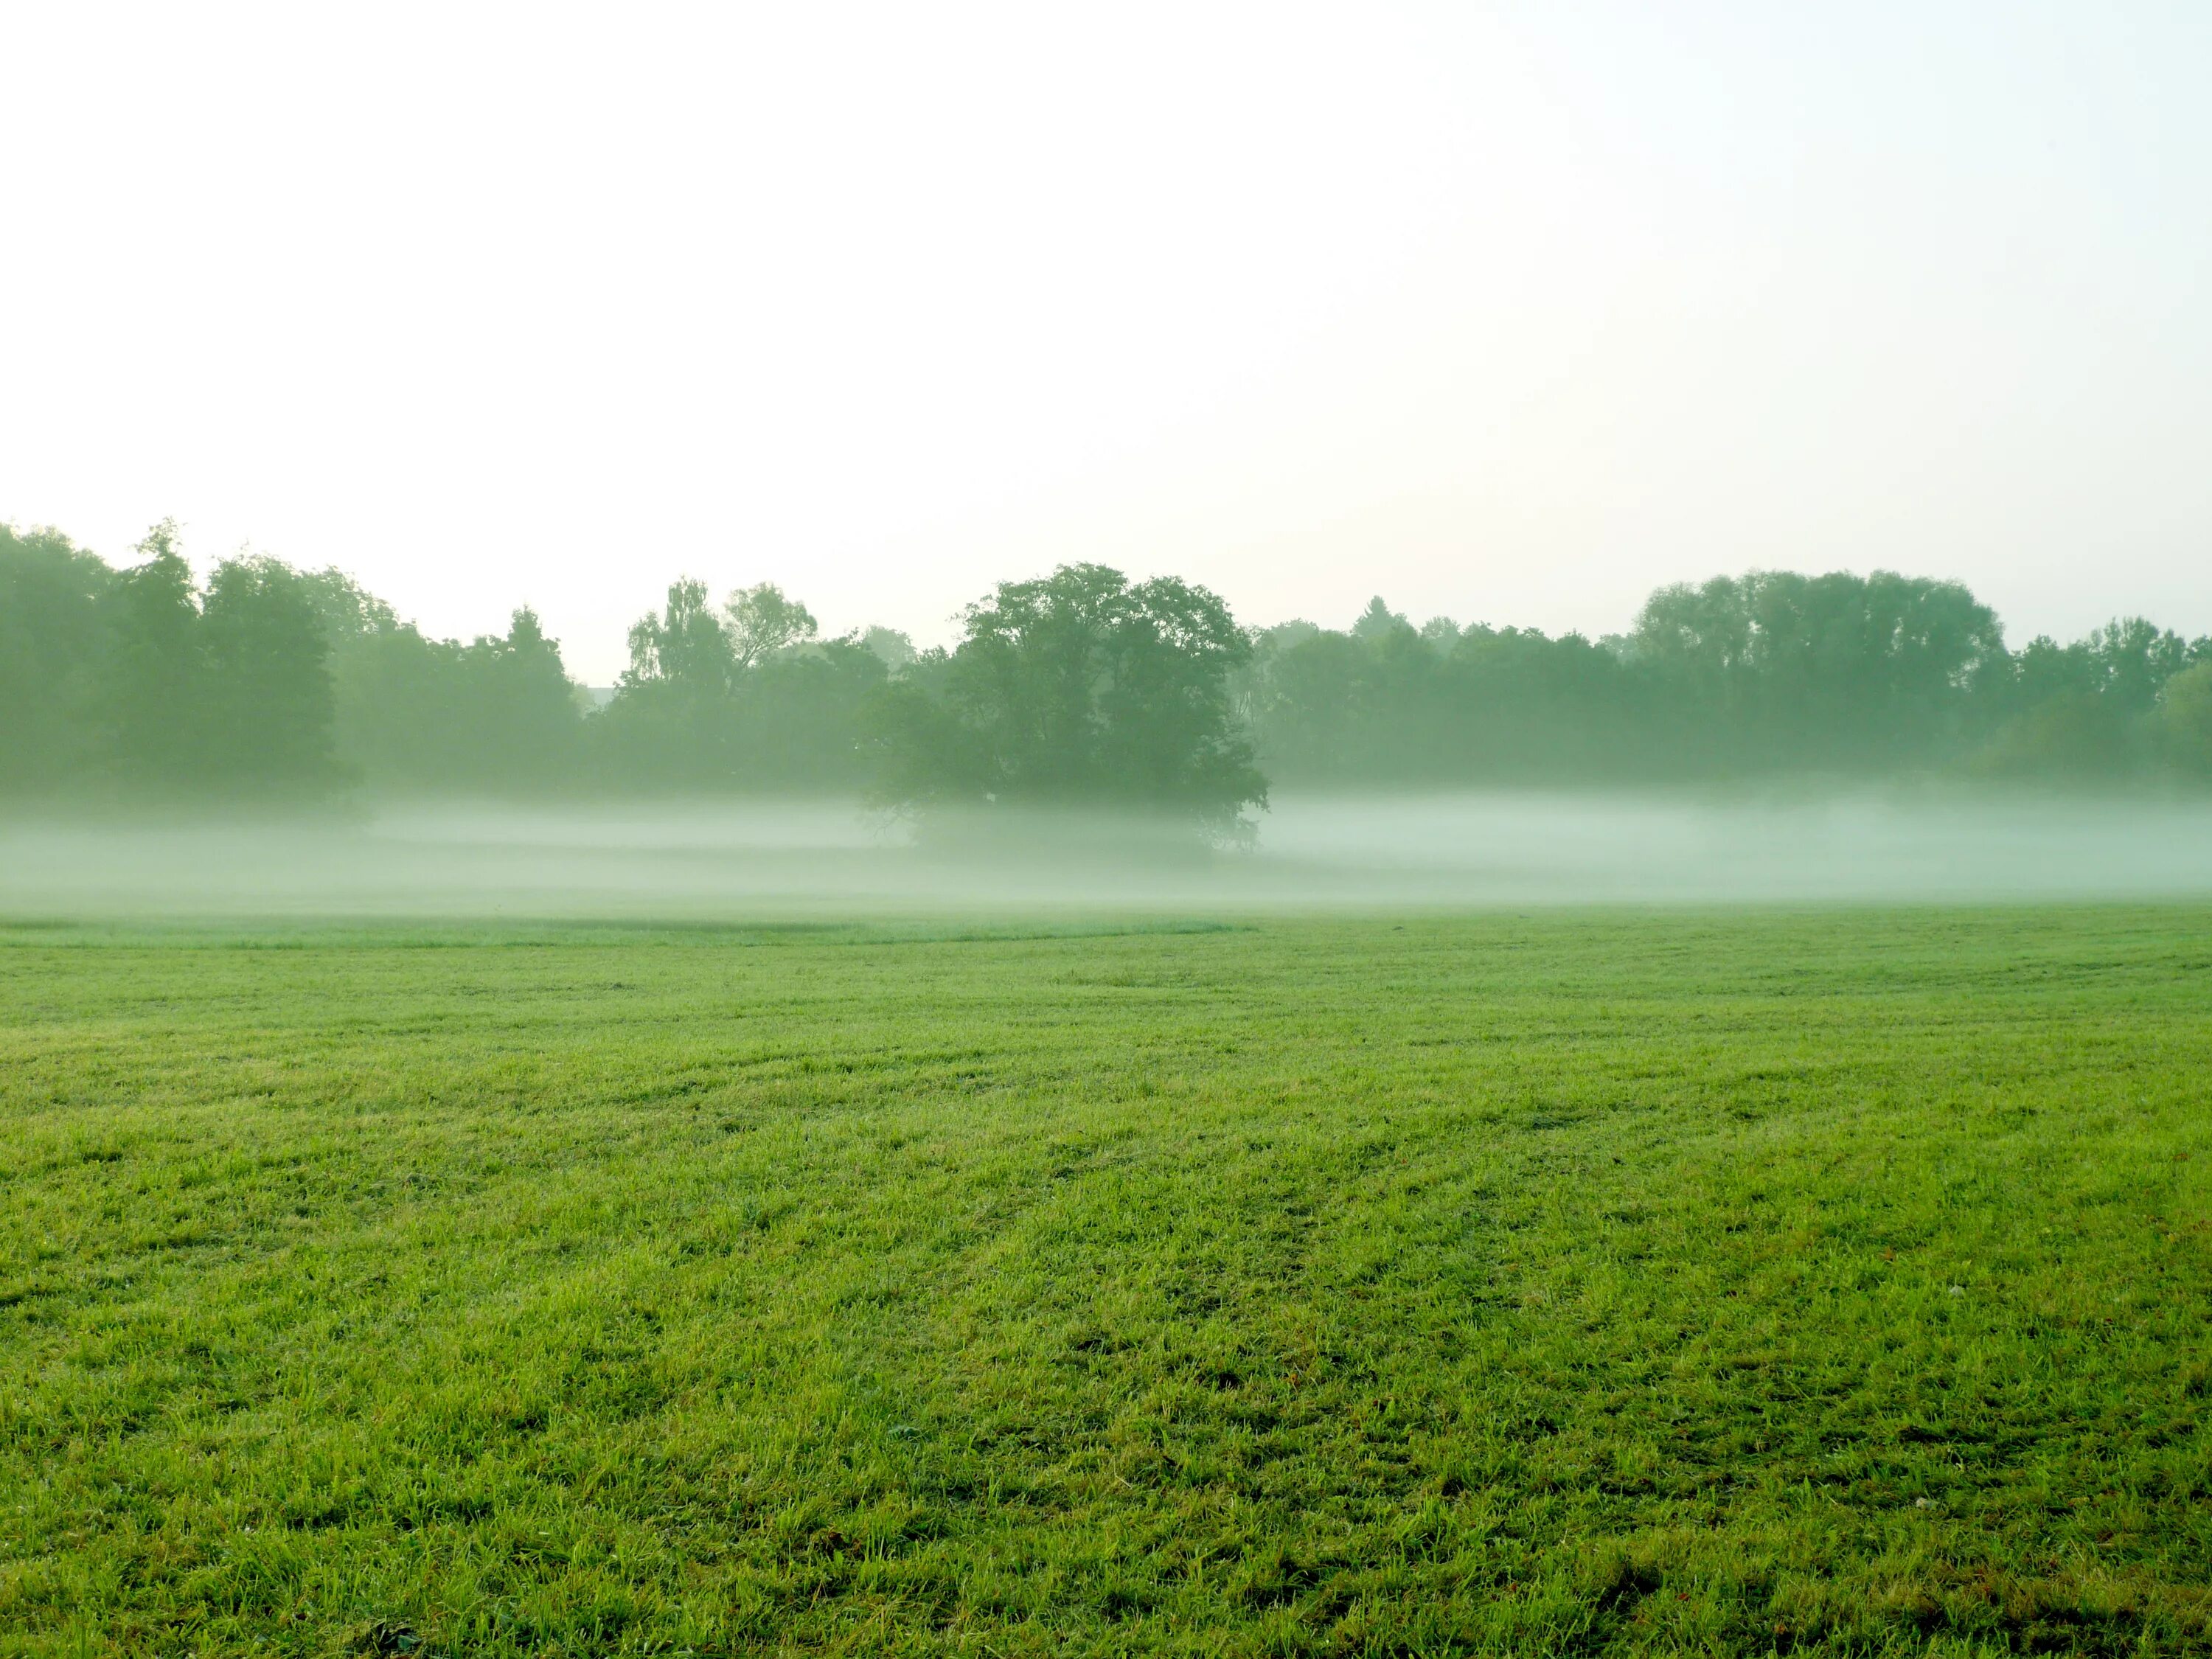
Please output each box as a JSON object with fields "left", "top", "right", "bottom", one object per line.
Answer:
{"left": 2, "top": 908, "right": 2210, "bottom": 1656}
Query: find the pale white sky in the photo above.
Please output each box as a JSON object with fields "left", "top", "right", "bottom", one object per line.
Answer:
{"left": 4, "top": 1, "right": 2208, "bottom": 681}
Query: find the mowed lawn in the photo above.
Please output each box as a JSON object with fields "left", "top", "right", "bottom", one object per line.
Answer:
{"left": 2, "top": 911, "right": 2210, "bottom": 1657}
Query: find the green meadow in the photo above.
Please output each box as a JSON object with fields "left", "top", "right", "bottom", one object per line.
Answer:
{"left": 3, "top": 908, "right": 2209, "bottom": 1656}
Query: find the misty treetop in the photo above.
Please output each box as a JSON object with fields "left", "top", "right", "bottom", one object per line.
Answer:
{"left": 4, "top": 517, "right": 2211, "bottom": 810}
{"left": 9, "top": 521, "right": 341, "bottom": 799}
{"left": 1243, "top": 569, "right": 2209, "bottom": 786}
{"left": 599, "top": 574, "right": 891, "bottom": 793}
{"left": 872, "top": 563, "right": 1266, "bottom": 831}
{"left": 305, "top": 568, "right": 581, "bottom": 794}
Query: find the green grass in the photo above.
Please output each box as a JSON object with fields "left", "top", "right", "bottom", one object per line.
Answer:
{"left": 3, "top": 908, "right": 2210, "bottom": 1656}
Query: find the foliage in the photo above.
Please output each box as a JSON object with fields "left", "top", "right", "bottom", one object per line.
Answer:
{"left": 4, "top": 909, "right": 2211, "bottom": 1653}
{"left": 873, "top": 563, "right": 1266, "bottom": 830}
{"left": 860, "top": 625, "right": 918, "bottom": 669}
{"left": 0, "top": 524, "right": 113, "bottom": 790}
{"left": 0, "top": 523, "right": 584, "bottom": 802}
{"left": 1245, "top": 619, "right": 1640, "bottom": 782}
{"left": 7, "top": 516, "right": 2212, "bottom": 802}
{"left": 724, "top": 582, "right": 818, "bottom": 671}
{"left": 1630, "top": 570, "right": 2008, "bottom": 769}
{"left": 2156, "top": 661, "right": 2212, "bottom": 779}
{"left": 597, "top": 578, "right": 886, "bottom": 790}
{"left": 623, "top": 575, "right": 734, "bottom": 695}
{"left": 100, "top": 522, "right": 206, "bottom": 793}
{"left": 197, "top": 556, "right": 339, "bottom": 795}
{"left": 1240, "top": 571, "right": 2211, "bottom": 787}
{"left": 1975, "top": 619, "right": 2205, "bottom": 779}
{"left": 327, "top": 606, "right": 582, "bottom": 794}
{"left": 1245, "top": 570, "right": 2028, "bottom": 785}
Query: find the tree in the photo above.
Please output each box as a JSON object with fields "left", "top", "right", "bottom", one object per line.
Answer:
{"left": 18, "top": 512, "right": 2212, "bottom": 801}
{"left": 1351, "top": 596, "right": 1412, "bottom": 643}
{"left": 102, "top": 521, "right": 207, "bottom": 790}
{"left": 1977, "top": 617, "right": 2201, "bottom": 779}
{"left": 873, "top": 563, "right": 1266, "bottom": 831}
{"left": 2155, "top": 661, "right": 2212, "bottom": 779}
{"left": 296, "top": 566, "right": 398, "bottom": 641}
{"left": 2081, "top": 618, "right": 2194, "bottom": 715}
{"left": 1419, "top": 616, "right": 1461, "bottom": 653}
{"left": 0, "top": 523, "right": 113, "bottom": 793}
{"left": 468, "top": 608, "right": 582, "bottom": 784}
{"left": 625, "top": 577, "right": 734, "bottom": 694}
{"left": 1241, "top": 628, "right": 1371, "bottom": 779}
{"left": 1634, "top": 570, "right": 2004, "bottom": 771}
{"left": 599, "top": 577, "right": 872, "bottom": 790}
{"left": 725, "top": 639, "right": 888, "bottom": 787}
{"left": 199, "top": 555, "right": 338, "bottom": 793}
{"left": 1240, "top": 613, "right": 1640, "bottom": 785}
{"left": 724, "top": 582, "right": 817, "bottom": 670}
{"left": 860, "top": 625, "right": 917, "bottom": 670}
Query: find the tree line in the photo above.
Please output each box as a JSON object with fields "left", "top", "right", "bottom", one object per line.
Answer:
{"left": 1245, "top": 573, "right": 2212, "bottom": 787}
{"left": 4, "top": 519, "right": 2210, "bottom": 820}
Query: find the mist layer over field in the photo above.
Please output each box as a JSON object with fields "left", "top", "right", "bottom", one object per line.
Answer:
{"left": 5, "top": 793, "right": 2212, "bottom": 919}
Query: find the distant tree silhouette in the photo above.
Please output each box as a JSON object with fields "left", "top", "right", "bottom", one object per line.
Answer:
{"left": 0, "top": 523, "right": 111, "bottom": 793}
{"left": 859, "top": 625, "right": 917, "bottom": 670}
{"left": 1351, "top": 596, "right": 1411, "bottom": 642}
{"left": 1630, "top": 571, "right": 2006, "bottom": 771}
{"left": 724, "top": 583, "right": 817, "bottom": 671}
{"left": 2156, "top": 662, "right": 2212, "bottom": 779}
{"left": 199, "top": 556, "right": 338, "bottom": 793}
{"left": 625, "top": 577, "right": 734, "bottom": 695}
{"left": 1978, "top": 616, "right": 2202, "bottom": 778}
{"left": 102, "top": 522, "right": 208, "bottom": 792}
{"left": 7, "top": 513, "right": 2212, "bottom": 803}
{"left": 874, "top": 563, "right": 1265, "bottom": 830}
{"left": 598, "top": 577, "right": 882, "bottom": 790}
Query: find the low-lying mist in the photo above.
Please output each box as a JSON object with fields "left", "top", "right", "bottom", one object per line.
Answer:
{"left": 5, "top": 792, "right": 2212, "bottom": 922}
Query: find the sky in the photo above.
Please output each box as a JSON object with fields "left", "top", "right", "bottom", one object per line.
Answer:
{"left": 4, "top": 1, "right": 2208, "bottom": 684}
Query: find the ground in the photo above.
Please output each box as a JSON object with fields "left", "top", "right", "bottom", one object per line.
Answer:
{"left": 2, "top": 908, "right": 2209, "bottom": 1655}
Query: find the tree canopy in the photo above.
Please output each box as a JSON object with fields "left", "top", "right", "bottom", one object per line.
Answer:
{"left": 596, "top": 577, "right": 886, "bottom": 791}
{"left": 4, "top": 519, "right": 2211, "bottom": 809}
{"left": 871, "top": 563, "right": 1266, "bottom": 831}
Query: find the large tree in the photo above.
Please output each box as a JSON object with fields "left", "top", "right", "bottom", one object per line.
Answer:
{"left": 0, "top": 523, "right": 113, "bottom": 793}
{"left": 598, "top": 577, "right": 882, "bottom": 790}
{"left": 1632, "top": 569, "right": 2006, "bottom": 769}
{"left": 328, "top": 602, "right": 583, "bottom": 793}
{"left": 199, "top": 555, "right": 338, "bottom": 793}
{"left": 723, "top": 582, "right": 817, "bottom": 671}
{"left": 101, "top": 521, "right": 208, "bottom": 791}
{"left": 874, "top": 563, "right": 1266, "bottom": 831}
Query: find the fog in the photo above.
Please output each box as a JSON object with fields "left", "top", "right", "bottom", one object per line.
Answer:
{"left": 5, "top": 793, "right": 2212, "bottom": 923}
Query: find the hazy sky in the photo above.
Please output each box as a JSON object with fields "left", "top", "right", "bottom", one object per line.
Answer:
{"left": 4, "top": 1, "right": 2208, "bottom": 681}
